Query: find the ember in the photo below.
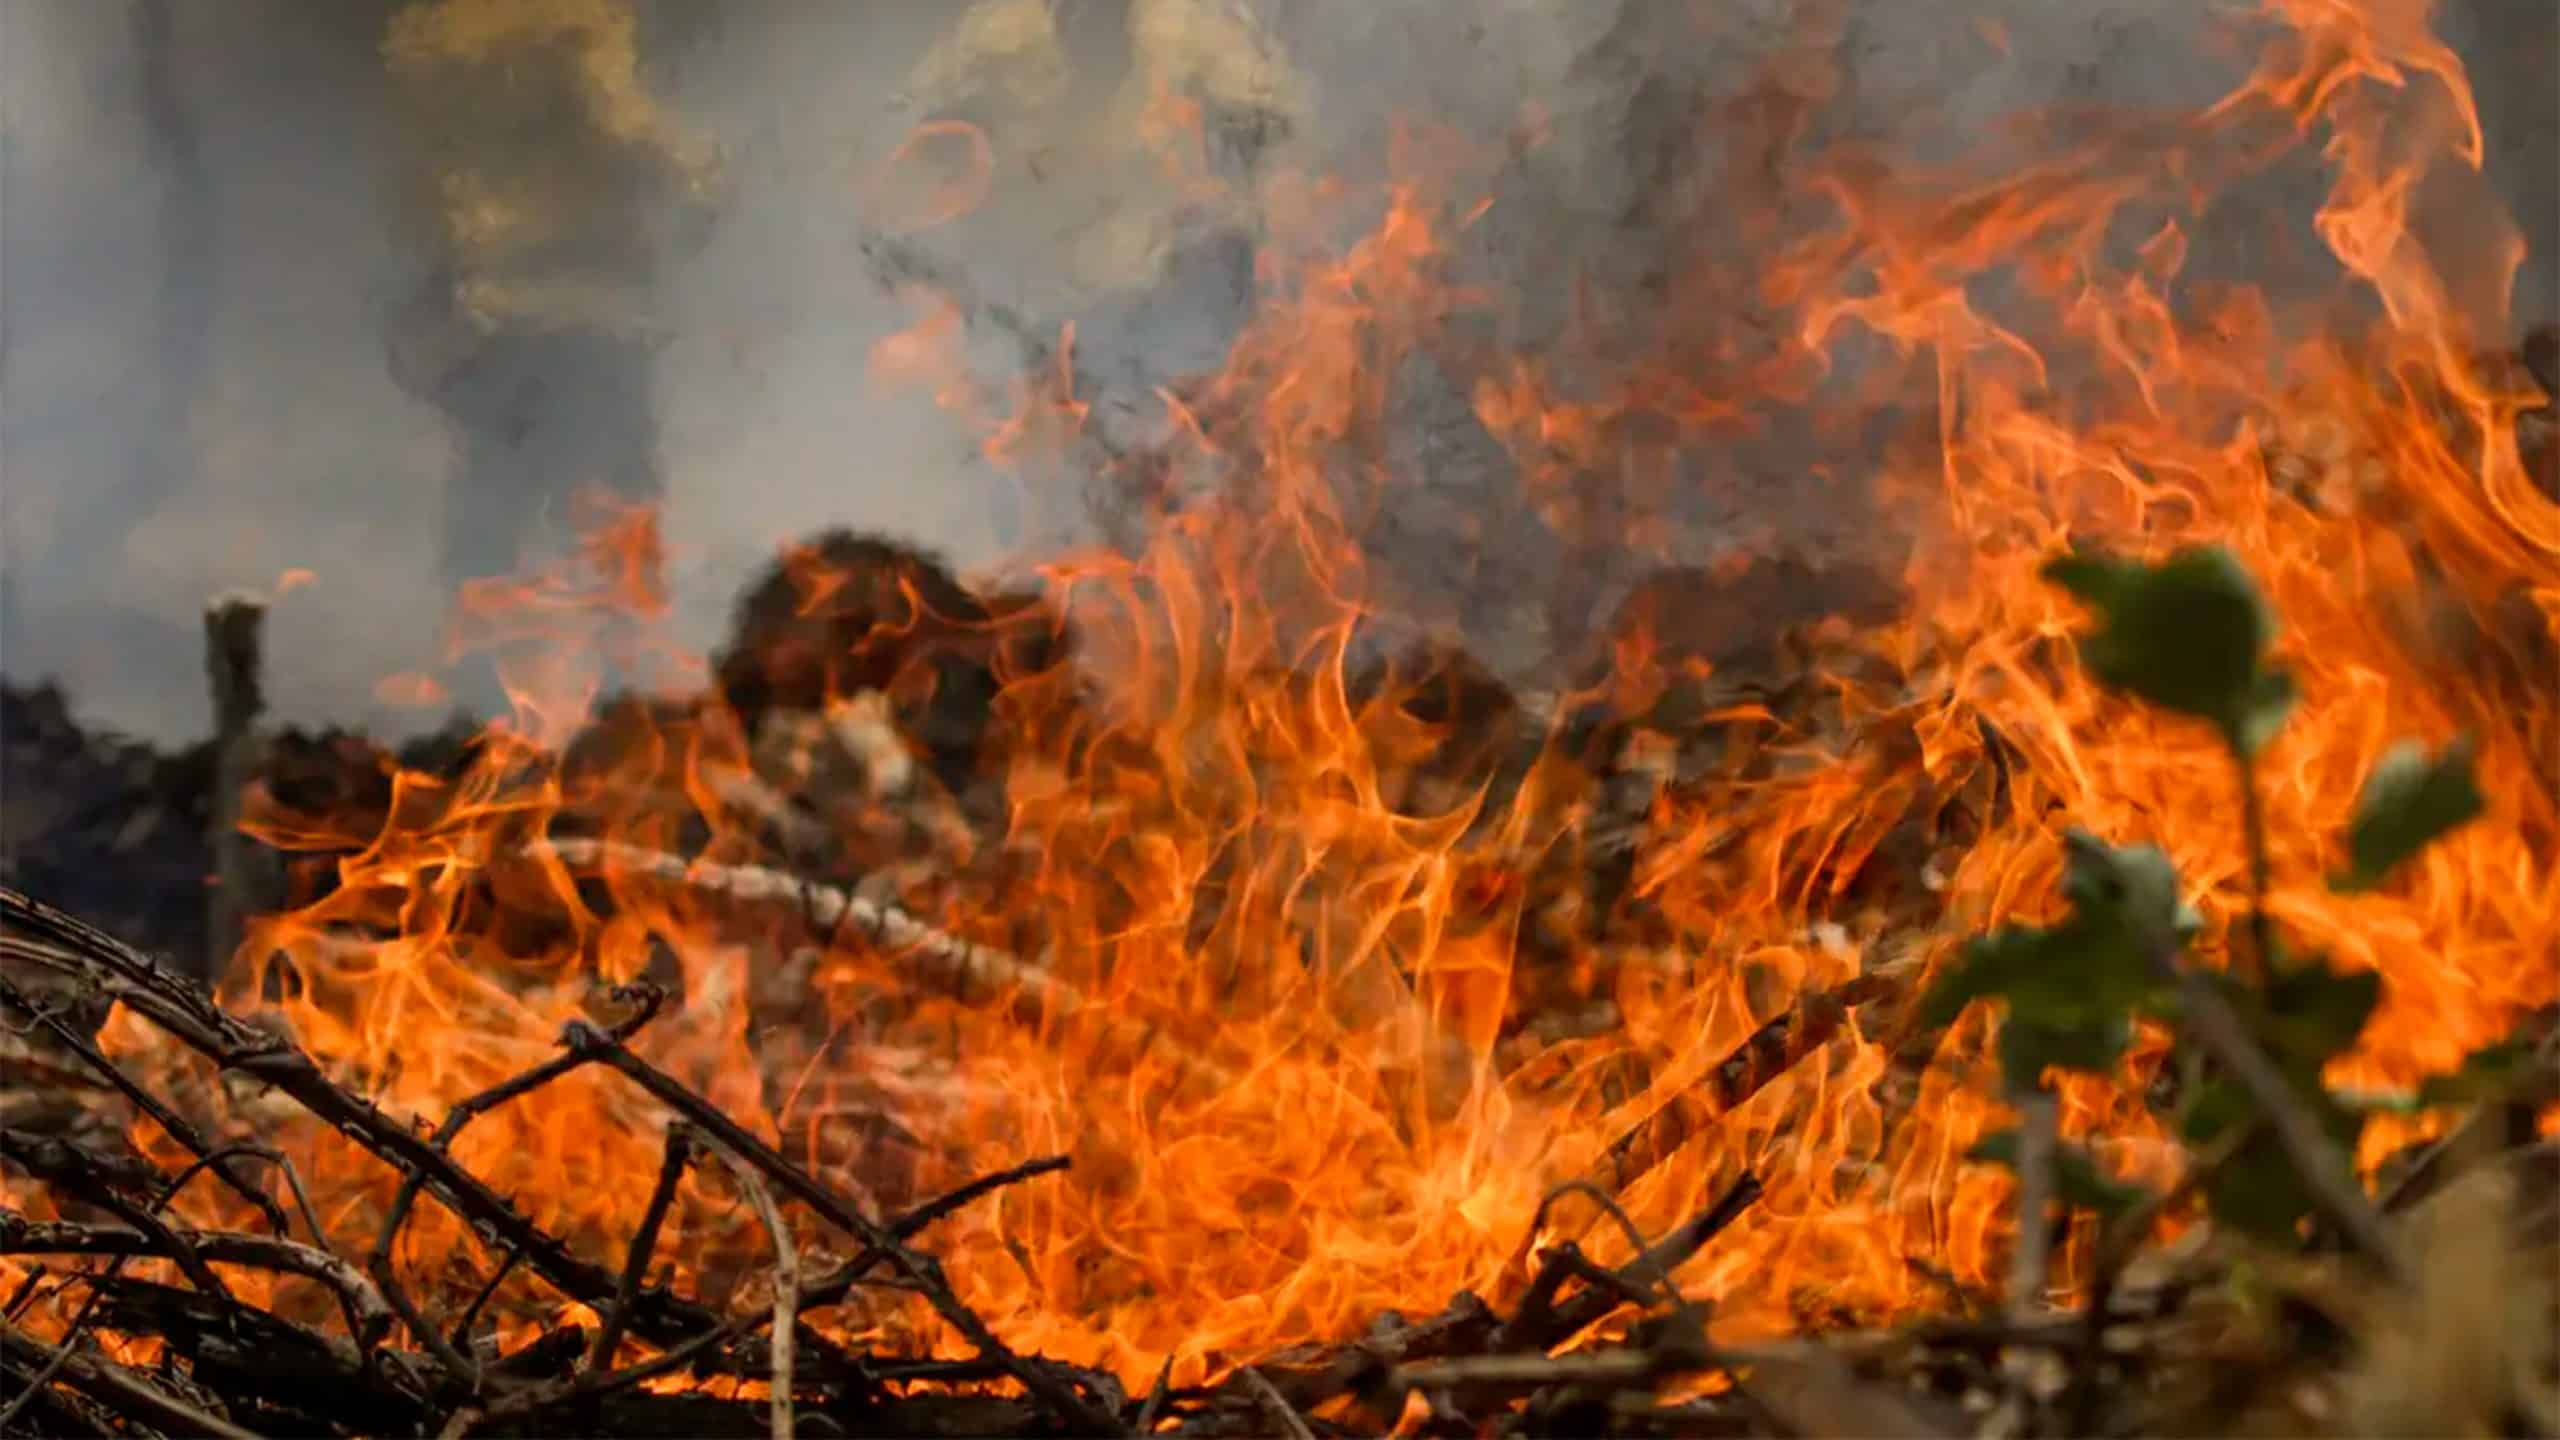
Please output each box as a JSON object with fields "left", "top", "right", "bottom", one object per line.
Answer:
{"left": 3, "top": 1, "right": 2556, "bottom": 1436}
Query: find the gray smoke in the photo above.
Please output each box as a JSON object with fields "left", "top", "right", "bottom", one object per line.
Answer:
{"left": 3, "top": 0, "right": 2549, "bottom": 744}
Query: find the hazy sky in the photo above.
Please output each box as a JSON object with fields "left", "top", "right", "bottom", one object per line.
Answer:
{"left": 3, "top": 1, "right": 2549, "bottom": 744}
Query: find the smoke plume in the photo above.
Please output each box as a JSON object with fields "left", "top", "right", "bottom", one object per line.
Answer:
{"left": 3, "top": 0, "right": 2549, "bottom": 742}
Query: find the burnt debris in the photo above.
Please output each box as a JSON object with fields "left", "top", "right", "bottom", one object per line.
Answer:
{"left": 713, "top": 529, "right": 1069, "bottom": 808}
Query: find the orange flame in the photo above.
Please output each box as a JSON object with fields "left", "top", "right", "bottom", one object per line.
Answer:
{"left": 19, "top": 0, "right": 2553, "bottom": 1409}
{"left": 871, "top": 119, "right": 998, "bottom": 234}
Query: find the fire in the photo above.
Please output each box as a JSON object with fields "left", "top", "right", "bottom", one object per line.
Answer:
{"left": 12, "top": 0, "right": 2552, "bottom": 1413}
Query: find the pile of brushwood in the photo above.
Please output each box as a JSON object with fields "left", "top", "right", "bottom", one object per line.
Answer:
{"left": 4, "top": 547, "right": 2555, "bottom": 1439}
{"left": 0, "top": 680, "right": 483, "bottom": 982}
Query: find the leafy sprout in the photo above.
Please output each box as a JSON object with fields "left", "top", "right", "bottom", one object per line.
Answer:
{"left": 1925, "top": 545, "right": 2525, "bottom": 1253}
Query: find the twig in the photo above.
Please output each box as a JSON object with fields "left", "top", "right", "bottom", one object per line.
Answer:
{"left": 370, "top": 982, "right": 665, "bottom": 1283}
{"left": 204, "top": 591, "right": 269, "bottom": 985}
{"left": 0, "top": 1293, "right": 94, "bottom": 1433}
{"left": 1242, "top": 1366, "right": 1319, "bottom": 1440}
{"left": 780, "top": 1168, "right": 1067, "bottom": 1315}
{"left": 1494, "top": 1176, "right": 1696, "bottom": 1356}
{"left": 1134, "top": 1354, "right": 1175, "bottom": 1434}
{"left": 267, "top": 1146, "right": 332, "bottom": 1251}
{"left": 0, "top": 1207, "right": 392, "bottom": 1344}
{"left": 2065, "top": 1119, "right": 2255, "bottom": 1434}
{"left": 2200, "top": 713, "right": 2397, "bottom": 1276}
{"left": 0, "top": 1316, "right": 267, "bottom": 1440}
{"left": 879, "top": 1154, "right": 1071, "bottom": 1242}
{"left": 1525, "top": 1180, "right": 1674, "bottom": 1303}
{"left": 482, "top": 1146, "right": 1077, "bottom": 1425}
{"left": 1534, "top": 1172, "right": 1764, "bottom": 1350}
{"left": 2, "top": 1264, "right": 44, "bottom": 1320}
{"left": 0, "top": 1128, "right": 232, "bottom": 1302}
{"left": 1239, "top": 1290, "right": 1500, "bottom": 1414}
{"left": 1395, "top": 1345, "right": 1665, "bottom": 1395}
{"left": 0, "top": 975, "right": 292, "bottom": 1237}
{"left": 1490, "top": 1240, "right": 1590, "bottom": 1354}
{"left": 561, "top": 1019, "right": 1124, "bottom": 1435}
{"left": 2158, "top": 964, "right": 2411, "bottom": 1282}
{"left": 716, "top": 1151, "right": 798, "bottom": 1440}
{"left": 0, "top": 887, "right": 727, "bottom": 1348}
{"left": 2232, "top": 749, "right": 2276, "bottom": 983}
{"left": 365, "top": 1247, "right": 484, "bottom": 1392}
{"left": 551, "top": 1309, "right": 765, "bottom": 1408}
{"left": 526, "top": 841, "right": 1240, "bottom": 1093}
{"left": 2007, "top": 1087, "right": 2058, "bottom": 1317}
{"left": 529, "top": 839, "right": 1072, "bottom": 1018}
{"left": 1985, "top": 1087, "right": 2062, "bottom": 1436}
{"left": 364, "top": 984, "right": 666, "bottom": 1380}
{"left": 1589, "top": 979, "right": 1892, "bottom": 1194}
{"left": 0, "top": 1110, "right": 339, "bottom": 1432}
{"left": 585, "top": 1124, "right": 693, "bottom": 1375}
{"left": 474, "top": 1311, "right": 762, "bottom": 1430}
{"left": 448, "top": 1246, "right": 522, "bottom": 1351}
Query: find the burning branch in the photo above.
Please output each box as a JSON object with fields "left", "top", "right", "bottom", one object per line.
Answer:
{"left": 0, "top": 886, "right": 730, "bottom": 1350}
{"left": 0, "top": 883, "right": 1121, "bottom": 1437}
{"left": 526, "top": 838, "right": 1070, "bottom": 1018}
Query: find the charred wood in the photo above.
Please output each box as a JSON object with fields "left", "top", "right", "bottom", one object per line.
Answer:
{"left": 201, "top": 593, "right": 272, "bottom": 985}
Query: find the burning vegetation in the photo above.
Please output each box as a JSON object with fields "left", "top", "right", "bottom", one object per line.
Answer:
{"left": 3, "top": 0, "right": 2557, "bottom": 1437}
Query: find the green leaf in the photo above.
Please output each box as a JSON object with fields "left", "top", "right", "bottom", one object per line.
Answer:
{"left": 2056, "top": 832, "right": 2198, "bottom": 962}
{"left": 1968, "top": 1129, "right": 2152, "bottom": 1220}
{"left": 1920, "top": 832, "right": 2183, "bottom": 1093}
{"left": 2332, "top": 738, "right": 2485, "bottom": 892}
{"left": 2412, "top": 1040, "right": 2538, "bottom": 1108}
{"left": 2179, "top": 1077, "right": 2366, "bottom": 1246}
{"left": 2206, "top": 1141, "right": 2319, "bottom": 1244}
{"left": 2338, "top": 1039, "right": 2545, "bottom": 1113}
{"left": 2232, "top": 670, "right": 2300, "bottom": 759}
{"left": 2259, "top": 958, "right": 2382, "bottom": 1084}
{"left": 1920, "top": 926, "right": 2047, "bottom": 1032}
{"left": 1923, "top": 925, "right": 2139, "bottom": 1091}
{"left": 2043, "top": 546, "right": 2289, "bottom": 753}
{"left": 1997, "top": 1011, "right": 2136, "bottom": 1094}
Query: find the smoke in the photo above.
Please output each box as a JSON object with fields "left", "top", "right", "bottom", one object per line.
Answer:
{"left": 3, "top": 0, "right": 2550, "bottom": 744}
{"left": 2, "top": 1, "right": 450, "bottom": 744}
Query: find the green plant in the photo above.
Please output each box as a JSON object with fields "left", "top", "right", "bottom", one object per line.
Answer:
{"left": 1933, "top": 544, "right": 2525, "bottom": 1259}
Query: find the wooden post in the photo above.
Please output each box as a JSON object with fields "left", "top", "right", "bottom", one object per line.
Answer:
{"left": 202, "top": 592, "right": 266, "bottom": 984}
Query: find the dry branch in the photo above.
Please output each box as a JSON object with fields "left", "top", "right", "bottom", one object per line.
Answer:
{"left": 1587, "top": 978, "right": 1892, "bottom": 1196}
{"left": 716, "top": 1156, "right": 797, "bottom": 1440}
{"left": 2, "top": 1315, "right": 267, "bottom": 1440}
{"left": 0, "top": 882, "right": 1113, "bottom": 1438}
{"left": 557, "top": 1018, "right": 1124, "bottom": 1436}
{"left": 0, "top": 885, "right": 729, "bottom": 1351}
{"left": 526, "top": 838, "right": 1071, "bottom": 1018}
{"left": 0, "top": 1207, "right": 390, "bottom": 1342}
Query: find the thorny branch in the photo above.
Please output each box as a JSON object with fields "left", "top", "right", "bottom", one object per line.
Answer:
{"left": 0, "top": 887, "right": 729, "bottom": 1349}
{"left": 0, "top": 973, "right": 292, "bottom": 1237}
{"left": 0, "top": 844, "right": 2188, "bottom": 1440}
{"left": 1, "top": 1316, "right": 266, "bottom": 1440}
{"left": 0, "top": 1207, "right": 392, "bottom": 1343}
{"left": 558, "top": 1018, "right": 1127, "bottom": 1436}
{"left": 0, "top": 884, "right": 1111, "bottom": 1436}
{"left": 583, "top": 1124, "right": 692, "bottom": 1376}
{"left": 9, "top": 835, "right": 2478, "bottom": 1439}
